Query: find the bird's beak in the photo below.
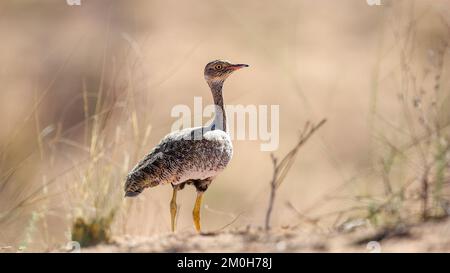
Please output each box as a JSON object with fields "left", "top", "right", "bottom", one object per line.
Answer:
{"left": 228, "top": 64, "right": 249, "bottom": 71}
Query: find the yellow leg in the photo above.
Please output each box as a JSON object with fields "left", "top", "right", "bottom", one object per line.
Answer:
{"left": 170, "top": 187, "right": 178, "bottom": 232}
{"left": 192, "top": 191, "right": 204, "bottom": 233}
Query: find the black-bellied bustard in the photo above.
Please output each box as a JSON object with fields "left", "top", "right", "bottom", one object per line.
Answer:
{"left": 124, "top": 60, "right": 248, "bottom": 232}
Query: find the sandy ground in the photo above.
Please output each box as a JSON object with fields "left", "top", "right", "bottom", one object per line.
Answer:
{"left": 79, "top": 218, "right": 450, "bottom": 253}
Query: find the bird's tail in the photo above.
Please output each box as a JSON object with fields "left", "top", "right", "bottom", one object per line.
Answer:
{"left": 124, "top": 170, "right": 159, "bottom": 197}
{"left": 124, "top": 171, "right": 146, "bottom": 197}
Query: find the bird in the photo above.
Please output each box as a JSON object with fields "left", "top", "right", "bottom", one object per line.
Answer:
{"left": 124, "top": 60, "right": 248, "bottom": 232}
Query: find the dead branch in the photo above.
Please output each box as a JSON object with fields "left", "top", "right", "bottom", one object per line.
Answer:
{"left": 264, "top": 119, "right": 327, "bottom": 231}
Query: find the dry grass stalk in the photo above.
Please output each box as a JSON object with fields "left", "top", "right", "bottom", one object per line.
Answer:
{"left": 264, "top": 119, "right": 327, "bottom": 231}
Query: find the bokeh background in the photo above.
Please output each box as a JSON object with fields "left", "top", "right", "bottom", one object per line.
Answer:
{"left": 1, "top": 0, "right": 450, "bottom": 251}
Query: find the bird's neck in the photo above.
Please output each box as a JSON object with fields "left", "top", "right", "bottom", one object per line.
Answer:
{"left": 209, "top": 81, "right": 226, "bottom": 132}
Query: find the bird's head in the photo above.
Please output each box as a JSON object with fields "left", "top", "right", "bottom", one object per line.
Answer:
{"left": 204, "top": 60, "right": 248, "bottom": 87}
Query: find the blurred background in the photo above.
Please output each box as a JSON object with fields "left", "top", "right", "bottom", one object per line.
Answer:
{"left": 1, "top": 0, "right": 450, "bottom": 251}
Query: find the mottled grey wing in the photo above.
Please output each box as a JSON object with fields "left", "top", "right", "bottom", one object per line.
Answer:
{"left": 124, "top": 135, "right": 194, "bottom": 196}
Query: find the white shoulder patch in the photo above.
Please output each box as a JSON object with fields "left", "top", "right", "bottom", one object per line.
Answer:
{"left": 203, "top": 130, "right": 231, "bottom": 142}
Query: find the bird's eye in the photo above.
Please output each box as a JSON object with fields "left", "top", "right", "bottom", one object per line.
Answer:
{"left": 214, "top": 64, "right": 222, "bottom": 70}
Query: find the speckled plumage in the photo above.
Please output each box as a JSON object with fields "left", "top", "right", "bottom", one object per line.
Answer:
{"left": 124, "top": 60, "right": 247, "bottom": 198}
{"left": 124, "top": 126, "right": 233, "bottom": 195}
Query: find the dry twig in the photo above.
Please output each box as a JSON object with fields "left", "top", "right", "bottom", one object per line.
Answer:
{"left": 264, "top": 119, "right": 327, "bottom": 230}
